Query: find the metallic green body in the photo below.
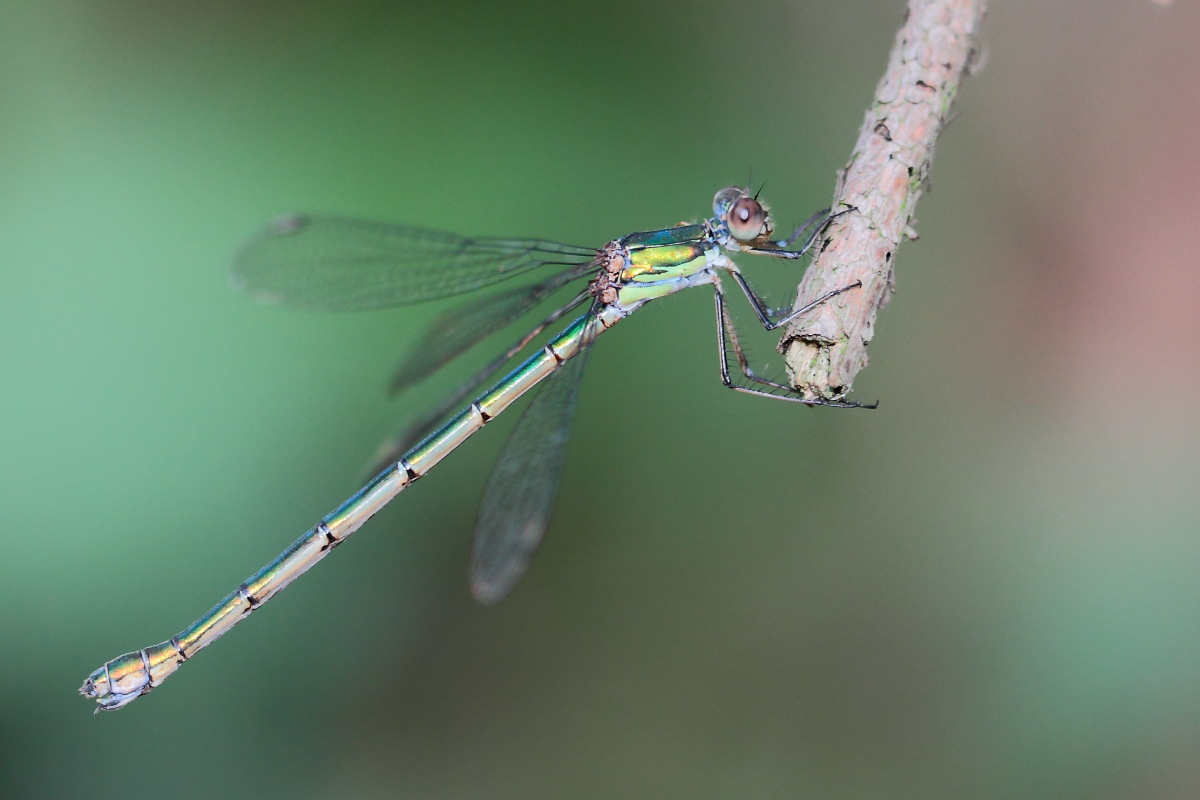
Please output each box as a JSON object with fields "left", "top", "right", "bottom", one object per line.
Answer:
{"left": 81, "top": 308, "right": 620, "bottom": 710}
{"left": 626, "top": 242, "right": 707, "bottom": 279}
{"left": 80, "top": 192, "right": 779, "bottom": 711}
{"left": 615, "top": 227, "right": 717, "bottom": 306}
{"left": 621, "top": 223, "right": 706, "bottom": 249}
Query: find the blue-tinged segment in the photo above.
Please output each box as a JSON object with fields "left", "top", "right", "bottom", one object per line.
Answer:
{"left": 404, "top": 405, "right": 480, "bottom": 475}
{"left": 176, "top": 588, "right": 251, "bottom": 652}
{"left": 322, "top": 465, "right": 407, "bottom": 535}
{"left": 621, "top": 224, "right": 707, "bottom": 250}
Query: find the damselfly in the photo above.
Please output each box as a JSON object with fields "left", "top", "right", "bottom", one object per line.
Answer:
{"left": 81, "top": 187, "right": 866, "bottom": 711}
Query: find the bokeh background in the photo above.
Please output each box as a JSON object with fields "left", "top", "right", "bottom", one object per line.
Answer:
{"left": 3, "top": 1, "right": 1199, "bottom": 797}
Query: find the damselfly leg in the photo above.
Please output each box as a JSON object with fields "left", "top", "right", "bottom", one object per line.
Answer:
{"left": 712, "top": 275, "right": 871, "bottom": 408}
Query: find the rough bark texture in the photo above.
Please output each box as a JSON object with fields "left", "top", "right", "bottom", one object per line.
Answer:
{"left": 781, "top": 0, "right": 987, "bottom": 400}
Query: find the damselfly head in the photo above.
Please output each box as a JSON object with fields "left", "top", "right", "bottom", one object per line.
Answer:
{"left": 727, "top": 196, "right": 771, "bottom": 242}
{"left": 713, "top": 186, "right": 774, "bottom": 243}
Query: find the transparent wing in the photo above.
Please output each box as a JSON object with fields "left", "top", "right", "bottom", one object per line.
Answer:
{"left": 388, "top": 264, "right": 595, "bottom": 396}
{"left": 232, "top": 214, "right": 596, "bottom": 311}
{"left": 469, "top": 340, "right": 592, "bottom": 605}
{"left": 364, "top": 289, "right": 593, "bottom": 478}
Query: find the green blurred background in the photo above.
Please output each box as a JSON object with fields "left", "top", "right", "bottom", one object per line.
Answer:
{"left": 4, "top": 1, "right": 1200, "bottom": 797}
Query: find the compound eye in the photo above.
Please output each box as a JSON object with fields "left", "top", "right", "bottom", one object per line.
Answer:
{"left": 727, "top": 197, "right": 767, "bottom": 241}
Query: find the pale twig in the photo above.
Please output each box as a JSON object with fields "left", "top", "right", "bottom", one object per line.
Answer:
{"left": 781, "top": 0, "right": 987, "bottom": 400}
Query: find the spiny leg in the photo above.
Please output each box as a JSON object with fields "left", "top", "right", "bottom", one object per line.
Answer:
{"left": 726, "top": 268, "right": 863, "bottom": 331}
{"left": 745, "top": 205, "right": 856, "bottom": 259}
{"left": 722, "top": 205, "right": 860, "bottom": 330}
{"left": 774, "top": 207, "right": 833, "bottom": 250}
{"left": 712, "top": 279, "right": 873, "bottom": 408}
{"left": 714, "top": 277, "right": 795, "bottom": 394}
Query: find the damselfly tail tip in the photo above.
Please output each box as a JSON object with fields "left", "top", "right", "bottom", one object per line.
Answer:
{"left": 79, "top": 672, "right": 114, "bottom": 714}
{"left": 79, "top": 682, "right": 107, "bottom": 716}
{"left": 79, "top": 648, "right": 170, "bottom": 711}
